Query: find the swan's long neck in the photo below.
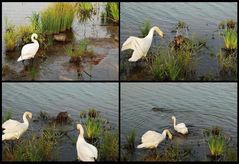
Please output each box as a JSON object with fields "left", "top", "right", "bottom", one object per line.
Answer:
{"left": 173, "top": 117, "right": 176, "bottom": 127}
{"left": 145, "top": 27, "right": 155, "bottom": 40}
{"left": 31, "top": 35, "right": 38, "bottom": 43}
{"left": 23, "top": 113, "right": 29, "bottom": 127}
{"left": 78, "top": 125, "right": 84, "bottom": 138}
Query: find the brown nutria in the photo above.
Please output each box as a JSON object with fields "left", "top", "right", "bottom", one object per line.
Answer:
{"left": 56, "top": 112, "right": 69, "bottom": 124}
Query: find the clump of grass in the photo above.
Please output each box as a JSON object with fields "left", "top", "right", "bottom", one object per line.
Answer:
{"left": 27, "top": 12, "right": 41, "bottom": 32}
{"left": 140, "top": 20, "right": 151, "bottom": 37}
{"left": 75, "top": 2, "right": 93, "bottom": 22}
{"left": 105, "top": 2, "right": 119, "bottom": 24}
{"left": 66, "top": 40, "right": 93, "bottom": 65}
{"left": 41, "top": 3, "right": 75, "bottom": 35}
{"left": 99, "top": 132, "right": 118, "bottom": 161}
{"left": 4, "top": 18, "right": 17, "bottom": 51}
{"left": 208, "top": 135, "right": 225, "bottom": 157}
{"left": 223, "top": 29, "right": 237, "bottom": 50}
{"left": 224, "top": 147, "right": 237, "bottom": 161}
{"left": 37, "top": 110, "right": 49, "bottom": 120}
{"left": 218, "top": 50, "right": 237, "bottom": 75}
{"left": 88, "top": 108, "right": 99, "bottom": 119}
{"left": 2, "top": 108, "right": 12, "bottom": 123}
{"left": 226, "top": 19, "right": 236, "bottom": 29}
{"left": 79, "top": 111, "right": 88, "bottom": 118}
{"left": 85, "top": 118, "right": 102, "bottom": 140}
{"left": 125, "top": 129, "right": 136, "bottom": 151}
{"left": 5, "top": 127, "right": 59, "bottom": 161}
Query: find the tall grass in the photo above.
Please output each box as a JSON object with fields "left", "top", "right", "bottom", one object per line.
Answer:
{"left": 208, "top": 136, "right": 225, "bottom": 157}
{"left": 2, "top": 108, "right": 12, "bottom": 123}
{"left": 85, "top": 118, "right": 102, "bottom": 140}
{"left": 106, "top": 3, "right": 119, "bottom": 24}
{"left": 41, "top": 3, "right": 75, "bottom": 35}
{"left": 140, "top": 20, "right": 151, "bottom": 37}
{"left": 99, "top": 132, "right": 119, "bottom": 161}
{"left": 125, "top": 129, "right": 136, "bottom": 150}
{"left": 223, "top": 29, "right": 237, "bottom": 50}
{"left": 218, "top": 50, "right": 237, "bottom": 75}
{"left": 16, "top": 25, "right": 34, "bottom": 46}
{"left": 27, "top": 12, "right": 41, "bottom": 32}
{"left": 4, "top": 18, "right": 17, "bottom": 51}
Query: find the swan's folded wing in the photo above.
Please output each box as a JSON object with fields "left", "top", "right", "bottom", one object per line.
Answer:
{"left": 3, "top": 123, "right": 25, "bottom": 134}
{"left": 88, "top": 144, "right": 98, "bottom": 159}
{"left": 176, "top": 123, "right": 186, "bottom": 129}
{"left": 77, "top": 143, "right": 97, "bottom": 161}
{"left": 141, "top": 130, "right": 162, "bottom": 143}
{"left": 2, "top": 120, "right": 20, "bottom": 129}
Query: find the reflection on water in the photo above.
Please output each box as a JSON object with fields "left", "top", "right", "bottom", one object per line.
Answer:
{"left": 121, "top": 83, "right": 237, "bottom": 160}
{"left": 2, "top": 2, "right": 119, "bottom": 80}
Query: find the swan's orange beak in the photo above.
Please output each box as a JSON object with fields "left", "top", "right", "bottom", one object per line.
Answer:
{"left": 156, "top": 28, "right": 164, "bottom": 38}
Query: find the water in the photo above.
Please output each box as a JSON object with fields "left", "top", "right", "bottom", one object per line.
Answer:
{"left": 120, "top": 2, "right": 237, "bottom": 80}
{"left": 2, "top": 2, "right": 119, "bottom": 80}
{"left": 121, "top": 83, "right": 237, "bottom": 160}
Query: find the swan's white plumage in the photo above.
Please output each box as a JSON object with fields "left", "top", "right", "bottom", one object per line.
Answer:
{"left": 2, "top": 112, "right": 32, "bottom": 141}
{"left": 76, "top": 124, "right": 98, "bottom": 161}
{"left": 137, "top": 129, "right": 172, "bottom": 149}
{"left": 172, "top": 116, "right": 188, "bottom": 134}
{"left": 121, "top": 26, "right": 164, "bottom": 62}
{"left": 17, "top": 33, "right": 39, "bottom": 62}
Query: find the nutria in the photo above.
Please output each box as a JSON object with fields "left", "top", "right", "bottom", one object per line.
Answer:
{"left": 56, "top": 112, "right": 69, "bottom": 124}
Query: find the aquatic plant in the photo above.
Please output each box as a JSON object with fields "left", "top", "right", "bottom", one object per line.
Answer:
{"left": 105, "top": 2, "right": 119, "bottom": 24}
{"left": 99, "top": 132, "right": 118, "bottom": 161}
{"left": 223, "top": 29, "right": 237, "bottom": 50}
{"left": 79, "top": 111, "right": 88, "bottom": 118}
{"left": 218, "top": 50, "right": 237, "bottom": 75}
{"left": 140, "top": 20, "right": 151, "bottom": 37}
{"left": 224, "top": 147, "right": 237, "bottom": 161}
{"left": 4, "top": 18, "right": 17, "bottom": 51}
{"left": 41, "top": 3, "right": 75, "bottom": 35}
{"left": 226, "top": 19, "right": 236, "bottom": 30}
{"left": 88, "top": 108, "right": 99, "bottom": 119}
{"left": 5, "top": 128, "right": 59, "bottom": 161}
{"left": 85, "top": 118, "right": 102, "bottom": 140}
{"left": 27, "top": 12, "right": 41, "bottom": 32}
{"left": 125, "top": 129, "right": 136, "bottom": 150}
{"left": 75, "top": 2, "right": 93, "bottom": 22}
{"left": 37, "top": 110, "right": 49, "bottom": 120}
{"left": 208, "top": 135, "right": 225, "bottom": 157}
{"left": 2, "top": 108, "right": 12, "bottom": 123}
{"left": 150, "top": 50, "right": 181, "bottom": 80}
{"left": 16, "top": 25, "right": 34, "bottom": 46}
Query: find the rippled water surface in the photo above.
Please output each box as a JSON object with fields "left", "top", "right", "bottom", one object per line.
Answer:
{"left": 121, "top": 83, "right": 237, "bottom": 160}
{"left": 120, "top": 2, "right": 237, "bottom": 80}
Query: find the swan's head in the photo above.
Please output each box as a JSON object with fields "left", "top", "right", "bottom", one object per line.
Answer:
{"left": 31, "top": 33, "right": 38, "bottom": 40}
{"left": 153, "top": 26, "right": 164, "bottom": 38}
{"left": 24, "top": 112, "right": 32, "bottom": 120}
{"left": 76, "top": 123, "right": 84, "bottom": 137}
{"left": 163, "top": 129, "right": 173, "bottom": 140}
{"left": 172, "top": 116, "right": 176, "bottom": 121}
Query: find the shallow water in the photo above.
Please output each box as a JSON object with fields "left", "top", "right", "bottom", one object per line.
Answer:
{"left": 2, "top": 2, "right": 119, "bottom": 80}
{"left": 121, "top": 83, "right": 237, "bottom": 161}
{"left": 2, "top": 83, "right": 119, "bottom": 160}
{"left": 120, "top": 2, "right": 237, "bottom": 80}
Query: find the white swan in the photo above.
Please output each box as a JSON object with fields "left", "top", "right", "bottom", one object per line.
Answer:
{"left": 121, "top": 26, "right": 164, "bottom": 62}
{"left": 137, "top": 129, "right": 172, "bottom": 149}
{"left": 172, "top": 116, "right": 188, "bottom": 134}
{"left": 76, "top": 124, "right": 98, "bottom": 161}
{"left": 17, "top": 33, "right": 39, "bottom": 62}
{"left": 2, "top": 112, "right": 32, "bottom": 141}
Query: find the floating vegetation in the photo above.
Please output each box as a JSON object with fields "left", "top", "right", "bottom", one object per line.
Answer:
{"left": 37, "top": 110, "right": 49, "bottom": 121}
{"left": 125, "top": 129, "right": 136, "bottom": 151}
{"left": 140, "top": 20, "right": 151, "bottom": 37}
{"left": 66, "top": 40, "right": 94, "bottom": 65}
{"left": 105, "top": 2, "right": 119, "bottom": 24}
{"left": 99, "top": 132, "right": 119, "bottom": 161}
{"left": 41, "top": 3, "right": 75, "bottom": 35}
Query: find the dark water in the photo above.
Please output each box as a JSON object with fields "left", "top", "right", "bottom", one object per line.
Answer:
{"left": 121, "top": 83, "right": 237, "bottom": 160}
{"left": 2, "top": 2, "right": 118, "bottom": 80}
{"left": 120, "top": 2, "right": 237, "bottom": 80}
{"left": 2, "top": 83, "right": 119, "bottom": 160}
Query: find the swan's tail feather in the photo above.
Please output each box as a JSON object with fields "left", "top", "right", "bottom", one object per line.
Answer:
{"left": 17, "top": 56, "right": 23, "bottom": 62}
{"left": 2, "top": 135, "right": 6, "bottom": 141}
{"left": 137, "top": 144, "right": 145, "bottom": 149}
